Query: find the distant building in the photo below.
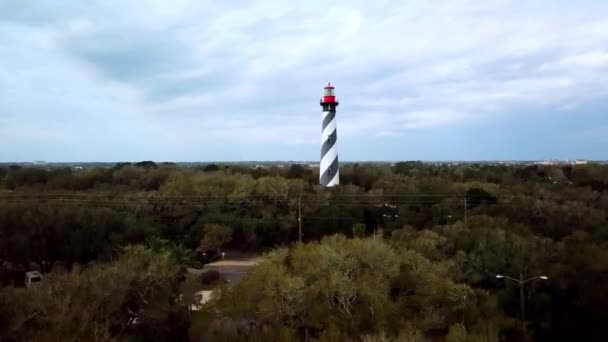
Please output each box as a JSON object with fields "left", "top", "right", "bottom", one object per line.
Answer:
{"left": 535, "top": 159, "right": 588, "bottom": 166}
{"left": 538, "top": 160, "right": 563, "bottom": 166}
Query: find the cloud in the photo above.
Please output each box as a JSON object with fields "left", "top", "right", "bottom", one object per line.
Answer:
{"left": 376, "top": 131, "right": 397, "bottom": 137}
{"left": 539, "top": 51, "right": 608, "bottom": 70}
{"left": 399, "top": 110, "right": 465, "bottom": 129}
{"left": 559, "top": 103, "right": 578, "bottom": 112}
{"left": 1, "top": 0, "right": 608, "bottom": 161}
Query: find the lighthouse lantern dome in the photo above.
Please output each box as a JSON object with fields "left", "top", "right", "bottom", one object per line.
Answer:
{"left": 322, "top": 82, "right": 337, "bottom": 104}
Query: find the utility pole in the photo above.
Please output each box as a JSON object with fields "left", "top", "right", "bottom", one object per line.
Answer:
{"left": 496, "top": 273, "right": 548, "bottom": 333}
{"left": 464, "top": 197, "right": 467, "bottom": 226}
{"left": 298, "top": 194, "right": 302, "bottom": 243}
{"left": 520, "top": 272, "right": 525, "bottom": 330}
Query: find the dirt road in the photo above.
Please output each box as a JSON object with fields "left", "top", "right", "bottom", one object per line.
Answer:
{"left": 188, "top": 256, "right": 262, "bottom": 341}
{"left": 188, "top": 256, "right": 262, "bottom": 284}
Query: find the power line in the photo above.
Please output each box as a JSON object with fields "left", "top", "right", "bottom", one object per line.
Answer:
{"left": 0, "top": 199, "right": 523, "bottom": 212}
{"left": 0, "top": 192, "right": 508, "bottom": 199}
{"left": 0, "top": 198, "right": 507, "bottom": 206}
{"left": 0, "top": 195, "right": 508, "bottom": 202}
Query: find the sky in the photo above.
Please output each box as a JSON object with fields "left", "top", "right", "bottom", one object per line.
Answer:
{"left": 1, "top": 0, "right": 607, "bottom": 162}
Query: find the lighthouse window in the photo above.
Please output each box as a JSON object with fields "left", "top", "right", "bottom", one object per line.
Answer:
{"left": 324, "top": 89, "right": 334, "bottom": 96}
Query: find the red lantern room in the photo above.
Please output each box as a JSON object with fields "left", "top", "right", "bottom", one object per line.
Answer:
{"left": 321, "top": 82, "right": 338, "bottom": 104}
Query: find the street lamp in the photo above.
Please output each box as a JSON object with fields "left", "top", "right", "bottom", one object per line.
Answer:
{"left": 496, "top": 273, "right": 548, "bottom": 331}
{"left": 496, "top": 274, "right": 548, "bottom": 283}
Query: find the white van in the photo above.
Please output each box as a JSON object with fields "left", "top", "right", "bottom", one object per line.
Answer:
{"left": 25, "top": 271, "right": 43, "bottom": 287}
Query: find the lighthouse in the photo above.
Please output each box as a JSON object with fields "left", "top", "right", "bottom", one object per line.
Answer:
{"left": 320, "top": 82, "right": 339, "bottom": 187}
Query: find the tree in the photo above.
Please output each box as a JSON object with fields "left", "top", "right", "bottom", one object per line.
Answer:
{"left": 0, "top": 246, "right": 190, "bottom": 341}
{"left": 201, "top": 224, "right": 233, "bottom": 249}
{"left": 203, "top": 164, "right": 220, "bottom": 172}
{"left": 0, "top": 203, "right": 128, "bottom": 272}
{"left": 134, "top": 161, "right": 158, "bottom": 169}
{"left": 286, "top": 164, "right": 308, "bottom": 179}
{"left": 210, "top": 235, "right": 497, "bottom": 340}
{"left": 352, "top": 223, "right": 367, "bottom": 238}
{"left": 255, "top": 176, "right": 290, "bottom": 202}
{"left": 0, "top": 167, "right": 8, "bottom": 188}
{"left": 2, "top": 161, "right": 608, "bottom": 340}
{"left": 393, "top": 161, "right": 424, "bottom": 176}
{"left": 466, "top": 187, "right": 497, "bottom": 209}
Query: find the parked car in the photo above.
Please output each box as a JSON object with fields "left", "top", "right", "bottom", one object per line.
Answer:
{"left": 195, "top": 248, "right": 222, "bottom": 265}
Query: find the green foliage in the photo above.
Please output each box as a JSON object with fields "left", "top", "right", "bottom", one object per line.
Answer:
{"left": 446, "top": 321, "right": 500, "bottom": 342}
{"left": 0, "top": 246, "right": 189, "bottom": 341}
{"left": 2, "top": 162, "right": 608, "bottom": 340}
{"left": 466, "top": 187, "right": 497, "bottom": 209}
{"left": 210, "top": 236, "right": 497, "bottom": 340}
{"left": 352, "top": 223, "right": 367, "bottom": 238}
{"left": 201, "top": 224, "right": 234, "bottom": 248}
{"left": 0, "top": 203, "right": 128, "bottom": 271}
{"left": 203, "top": 164, "right": 220, "bottom": 172}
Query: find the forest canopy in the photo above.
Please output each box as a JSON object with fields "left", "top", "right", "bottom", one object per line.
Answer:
{"left": 1, "top": 162, "right": 607, "bottom": 341}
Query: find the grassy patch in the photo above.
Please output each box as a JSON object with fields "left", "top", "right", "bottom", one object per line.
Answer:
{"left": 188, "top": 310, "right": 214, "bottom": 341}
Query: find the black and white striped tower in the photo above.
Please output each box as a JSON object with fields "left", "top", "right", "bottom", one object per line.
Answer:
{"left": 320, "top": 82, "right": 339, "bottom": 187}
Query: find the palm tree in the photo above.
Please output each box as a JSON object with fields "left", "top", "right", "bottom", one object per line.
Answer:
{"left": 145, "top": 237, "right": 200, "bottom": 269}
{"left": 168, "top": 243, "right": 197, "bottom": 267}
{"left": 146, "top": 237, "right": 169, "bottom": 252}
